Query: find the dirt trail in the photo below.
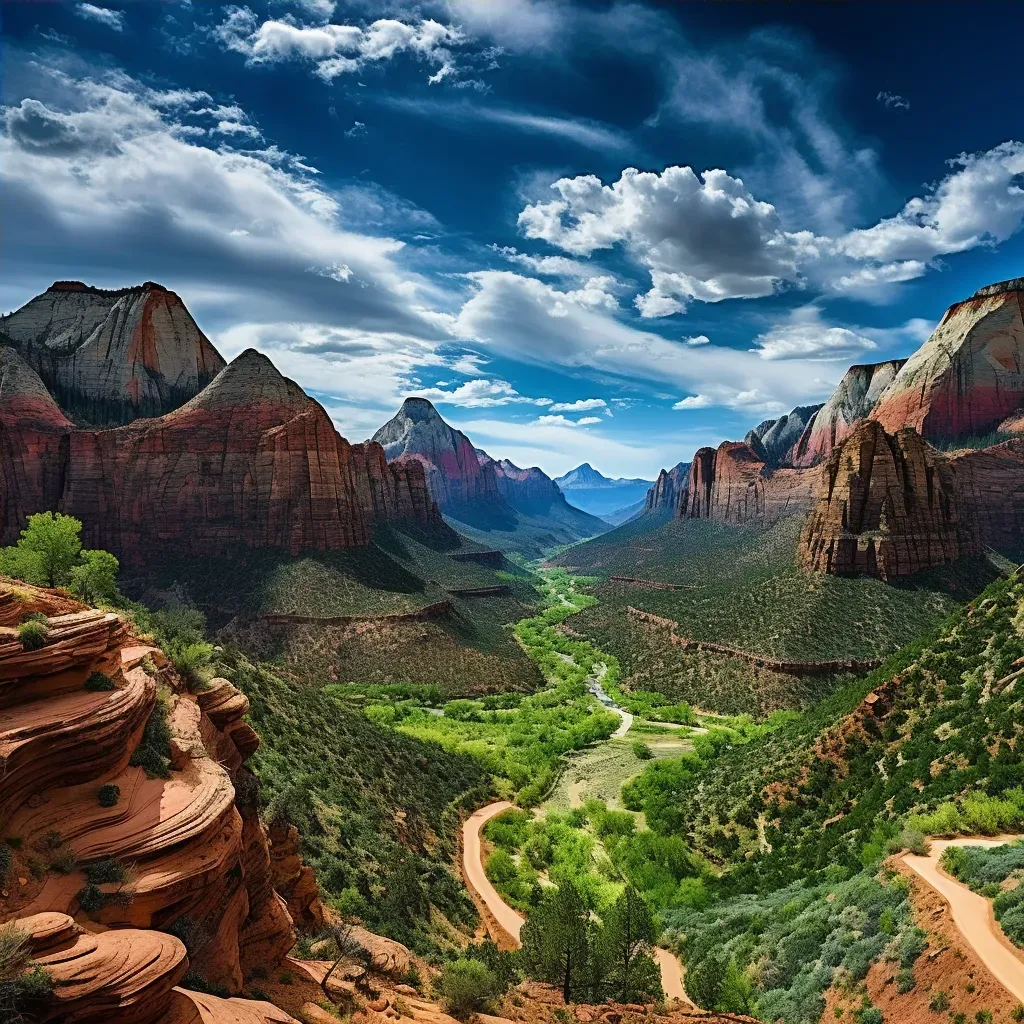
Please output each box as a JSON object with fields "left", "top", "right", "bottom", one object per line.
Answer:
{"left": 462, "top": 800, "right": 693, "bottom": 1005}
{"left": 902, "top": 835, "right": 1024, "bottom": 1003}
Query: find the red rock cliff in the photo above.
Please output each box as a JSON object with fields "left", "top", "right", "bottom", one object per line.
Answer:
{"left": 679, "top": 441, "right": 817, "bottom": 525}
{"left": 0, "top": 349, "right": 439, "bottom": 559}
{"left": 870, "top": 279, "right": 1024, "bottom": 442}
{"left": 798, "top": 420, "right": 983, "bottom": 578}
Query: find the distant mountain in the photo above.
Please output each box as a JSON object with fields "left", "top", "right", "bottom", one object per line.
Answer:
{"left": 373, "top": 399, "right": 606, "bottom": 556}
{"left": 602, "top": 498, "right": 647, "bottom": 526}
{"left": 554, "top": 463, "right": 655, "bottom": 516}
{"left": 644, "top": 461, "right": 690, "bottom": 514}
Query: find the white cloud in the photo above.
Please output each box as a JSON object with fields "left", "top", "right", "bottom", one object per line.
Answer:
{"left": 751, "top": 304, "right": 878, "bottom": 361}
{"left": 518, "top": 166, "right": 818, "bottom": 314}
{"left": 74, "top": 4, "right": 124, "bottom": 31}
{"left": 673, "top": 395, "right": 712, "bottom": 410}
{"left": 410, "top": 378, "right": 551, "bottom": 408}
{"left": 214, "top": 8, "right": 466, "bottom": 83}
{"left": 838, "top": 142, "right": 1024, "bottom": 265}
{"left": 272, "top": 0, "right": 336, "bottom": 22}
{"left": 378, "top": 95, "right": 633, "bottom": 153}
{"left": 576, "top": 416, "right": 602, "bottom": 425}
{"left": 548, "top": 398, "right": 606, "bottom": 412}
{"left": 877, "top": 91, "right": 910, "bottom": 111}
{"left": 684, "top": 335, "right": 710, "bottom": 346}
{"left": 492, "top": 245, "right": 610, "bottom": 281}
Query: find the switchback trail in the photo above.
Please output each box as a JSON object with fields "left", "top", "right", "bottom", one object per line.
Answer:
{"left": 902, "top": 836, "right": 1024, "bottom": 1003}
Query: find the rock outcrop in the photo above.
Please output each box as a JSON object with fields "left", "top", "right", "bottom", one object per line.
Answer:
{"left": 0, "top": 578, "right": 315, "bottom": 1020}
{"left": 791, "top": 361, "right": 905, "bottom": 467}
{"left": 680, "top": 441, "right": 817, "bottom": 525}
{"left": 373, "top": 398, "right": 504, "bottom": 510}
{"left": 1, "top": 347, "right": 439, "bottom": 558}
{"left": 644, "top": 462, "right": 690, "bottom": 513}
{"left": 798, "top": 420, "right": 993, "bottom": 578}
{"left": 758, "top": 404, "right": 823, "bottom": 466}
{"left": 0, "top": 281, "right": 225, "bottom": 426}
{"left": 870, "top": 279, "right": 1024, "bottom": 442}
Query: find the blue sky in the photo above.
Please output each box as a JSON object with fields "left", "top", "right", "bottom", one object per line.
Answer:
{"left": 3, "top": 0, "right": 1024, "bottom": 478}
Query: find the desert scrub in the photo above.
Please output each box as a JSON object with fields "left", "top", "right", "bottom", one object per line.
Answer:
{"left": 16, "top": 619, "right": 49, "bottom": 651}
{"left": 0, "top": 922, "right": 53, "bottom": 1023}
{"left": 84, "top": 671, "right": 115, "bottom": 691}
{"left": 97, "top": 784, "right": 121, "bottom": 807}
{"left": 437, "top": 958, "right": 500, "bottom": 1018}
{"left": 129, "top": 689, "right": 172, "bottom": 778}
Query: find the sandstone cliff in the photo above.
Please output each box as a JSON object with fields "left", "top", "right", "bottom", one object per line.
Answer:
{"left": 0, "top": 349, "right": 439, "bottom": 560}
{"left": 797, "top": 420, "right": 1024, "bottom": 578}
{"left": 680, "top": 441, "right": 817, "bottom": 525}
{"left": 644, "top": 461, "right": 689, "bottom": 513}
{"left": 870, "top": 278, "right": 1024, "bottom": 442}
{"left": 0, "top": 578, "right": 317, "bottom": 1022}
{"left": 791, "top": 361, "right": 905, "bottom": 467}
{"left": 758, "top": 404, "right": 823, "bottom": 466}
{"left": 0, "top": 281, "right": 225, "bottom": 426}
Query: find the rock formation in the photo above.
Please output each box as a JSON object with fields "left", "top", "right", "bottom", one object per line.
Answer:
{"left": 758, "top": 404, "right": 823, "bottom": 466}
{"left": 790, "top": 361, "right": 905, "bottom": 467}
{"left": 373, "top": 398, "right": 503, "bottom": 510}
{"left": 1, "top": 345, "right": 439, "bottom": 559}
{"left": 0, "top": 281, "right": 225, "bottom": 426}
{"left": 797, "top": 419, "right": 1024, "bottom": 578}
{"left": 644, "top": 462, "right": 690, "bottom": 513}
{"left": 870, "top": 278, "right": 1024, "bottom": 442}
{"left": 0, "top": 578, "right": 319, "bottom": 1022}
{"left": 680, "top": 441, "right": 817, "bottom": 525}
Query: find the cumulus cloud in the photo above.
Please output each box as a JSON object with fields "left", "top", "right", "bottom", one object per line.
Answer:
{"left": 838, "top": 141, "right": 1024, "bottom": 264}
{"left": 684, "top": 335, "right": 710, "bottom": 346}
{"left": 672, "top": 395, "right": 713, "bottom": 410}
{"left": 548, "top": 398, "right": 606, "bottom": 412}
{"left": 877, "top": 91, "right": 910, "bottom": 111}
{"left": 213, "top": 7, "right": 467, "bottom": 83}
{"left": 535, "top": 414, "right": 601, "bottom": 427}
{"left": 410, "top": 378, "right": 552, "bottom": 408}
{"left": 74, "top": 4, "right": 124, "bottom": 31}
{"left": 518, "top": 166, "right": 817, "bottom": 315}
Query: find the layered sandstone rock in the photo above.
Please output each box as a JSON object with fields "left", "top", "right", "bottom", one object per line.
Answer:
{"left": 870, "top": 279, "right": 1024, "bottom": 441}
{"left": 644, "top": 461, "right": 689, "bottom": 513}
{"left": 373, "top": 398, "right": 504, "bottom": 509}
{"left": 680, "top": 442, "right": 816, "bottom": 525}
{"left": 0, "top": 579, "right": 301, "bottom": 1015}
{"left": 798, "top": 421, "right": 980, "bottom": 578}
{"left": 757, "top": 404, "right": 823, "bottom": 466}
{"left": 791, "top": 361, "right": 905, "bottom": 467}
{"left": 0, "top": 281, "right": 225, "bottom": 426}
{"left": 0, "top": 349, "right": 439, "bottom": 559}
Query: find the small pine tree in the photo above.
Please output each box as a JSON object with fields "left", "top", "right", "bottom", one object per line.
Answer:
{"left": 596, "top": 885, "right": 662, "bottom": 1004}
{"left": 521, "top": 879, "right": 593, "bottom": 1003}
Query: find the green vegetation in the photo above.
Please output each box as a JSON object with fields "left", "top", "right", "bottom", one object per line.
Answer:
{"left": 0, "top": 923, "right": 52, "bottom": 1024}
{"left": 225, "top": 647, "right": 490, "bottom": 953}
{"left": 16, "top": 619, "right": 48, "bottom": 650}
{"left": 84, "top": 671, "right": 115, "bottom": 691}
{"left": 0, "top": 512, "right": 119, "bottom": 602}
{"left": 97, "top": 784, "right": 121, "bottom": 807}
{"left": 437, "top": 958, "right": 503, "bottom": 1018}
{"left": 129, "top": 692, "right": 172, "bottom": 779}
{"left": 555, "top": 515, "right": 996, "bottom": 715}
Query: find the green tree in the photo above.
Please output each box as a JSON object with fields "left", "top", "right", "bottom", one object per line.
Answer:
{"left": 69, "top": 549, "right": 120, "bottom": 603}
{"left": 719, "top": 957, "right": 756, "bottom": 1014}
{"left": 596, "top": 885, "right": 662, "bottom": 1004}
{"left": 521, "top": 879, "right": 593, "bottom": 1003}
{"left": 687, "top": 952, "right": 726, "bottom": 1011}
{"left": 1, "top": 512, "right": 83, "bottom": 588}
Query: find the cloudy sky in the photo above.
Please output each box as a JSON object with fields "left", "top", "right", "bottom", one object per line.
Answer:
{"left": 3, "top": 1, "right": 1024, "bottom": 477}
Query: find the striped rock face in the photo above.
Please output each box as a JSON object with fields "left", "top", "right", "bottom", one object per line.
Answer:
{"left": 870, "top": 279, "right": 1024, "bottom": 442}
{"left": 0, "top": 281, "right": 225, "bottom": 425}
{"left": 790, "top": 360, "right": 905, "bottom": 468}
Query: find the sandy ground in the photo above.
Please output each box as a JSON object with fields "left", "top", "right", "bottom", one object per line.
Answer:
{"left": 902, "top": 835, "right": 1024, "bottom": 1003}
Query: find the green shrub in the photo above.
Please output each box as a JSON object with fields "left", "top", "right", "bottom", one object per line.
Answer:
{"left": 97, "top": 785, "right": 121, "bottom": 808}
{"left": 0, "top": 923, "right": 53, "bottom": 1023}
{"left": 895, "top": 968, "right": 915, "bottom": 993}
{"left": 49, "top": 848, "right": 77, "bottom": 874}
{"left": 84, "top": 672, "right": 115, "bottom": 691}
{"left": 129, "top": 699, "right": 172, "bottom": 778}
{"left": 928, "top": 990, "right": 949, "bottom": 1011}
{"left": 17, "top": 620, "right": 48, "bottom": 651}
{"left": 69, "top": 549, "right": 119, "bottom": 604}
{"left": 170, "top": 641, "right": 214, "bottom": 687}
{"left": 437, "top": 958, "right": 499, "bottom": 1018}
{"left": 632, "top": 740, "right": 654, "bottom": 760}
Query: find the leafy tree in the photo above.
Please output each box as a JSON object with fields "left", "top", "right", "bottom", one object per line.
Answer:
{"left": 69, "top": 549, "right": 119, "bottom": 603}
{"left": 2, "top": 512, "right": 82, "bottom": 588}
{"left": 686, "top": 951, "right": 726, "bottom": 1011}
{"left": 596, "top": 885, "right": 662, "bottom": 1003}
{"left": 522, "top": 879, "right": 593, "bottom": 1003}
{"left": 719, "top": 957, "right": 756, "bottom": 1014}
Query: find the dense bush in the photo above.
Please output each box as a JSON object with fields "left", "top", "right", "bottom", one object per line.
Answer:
{"left": 437, "top": 958, "right": 501, "bottom": 1017}
{"left": 97, "top": 784, "right": 121, "bottom": 808}
{"left": 17, "top": 619, "right": 48, "bottom": 651}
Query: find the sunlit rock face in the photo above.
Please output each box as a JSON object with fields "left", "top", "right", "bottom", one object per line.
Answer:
{"left": 870, "top": 279, "right": 1024, "bottom": 442}
{"left": 0, "top": 281, "right": 225, "bottom": 426}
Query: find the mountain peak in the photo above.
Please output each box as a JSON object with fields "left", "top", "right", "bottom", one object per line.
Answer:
{"left": 399, "top": 395, "right": 446, "bottom": 424}
{"left": 175, "top": 348, "right": 309, "bottom": 413}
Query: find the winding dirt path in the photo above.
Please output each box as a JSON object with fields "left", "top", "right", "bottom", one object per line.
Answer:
{"left": 462, "top": 800, "right": 693, "bottom": 1005}
{"left": 902, "top": 836, "right": 1024, "bottom": 1003}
